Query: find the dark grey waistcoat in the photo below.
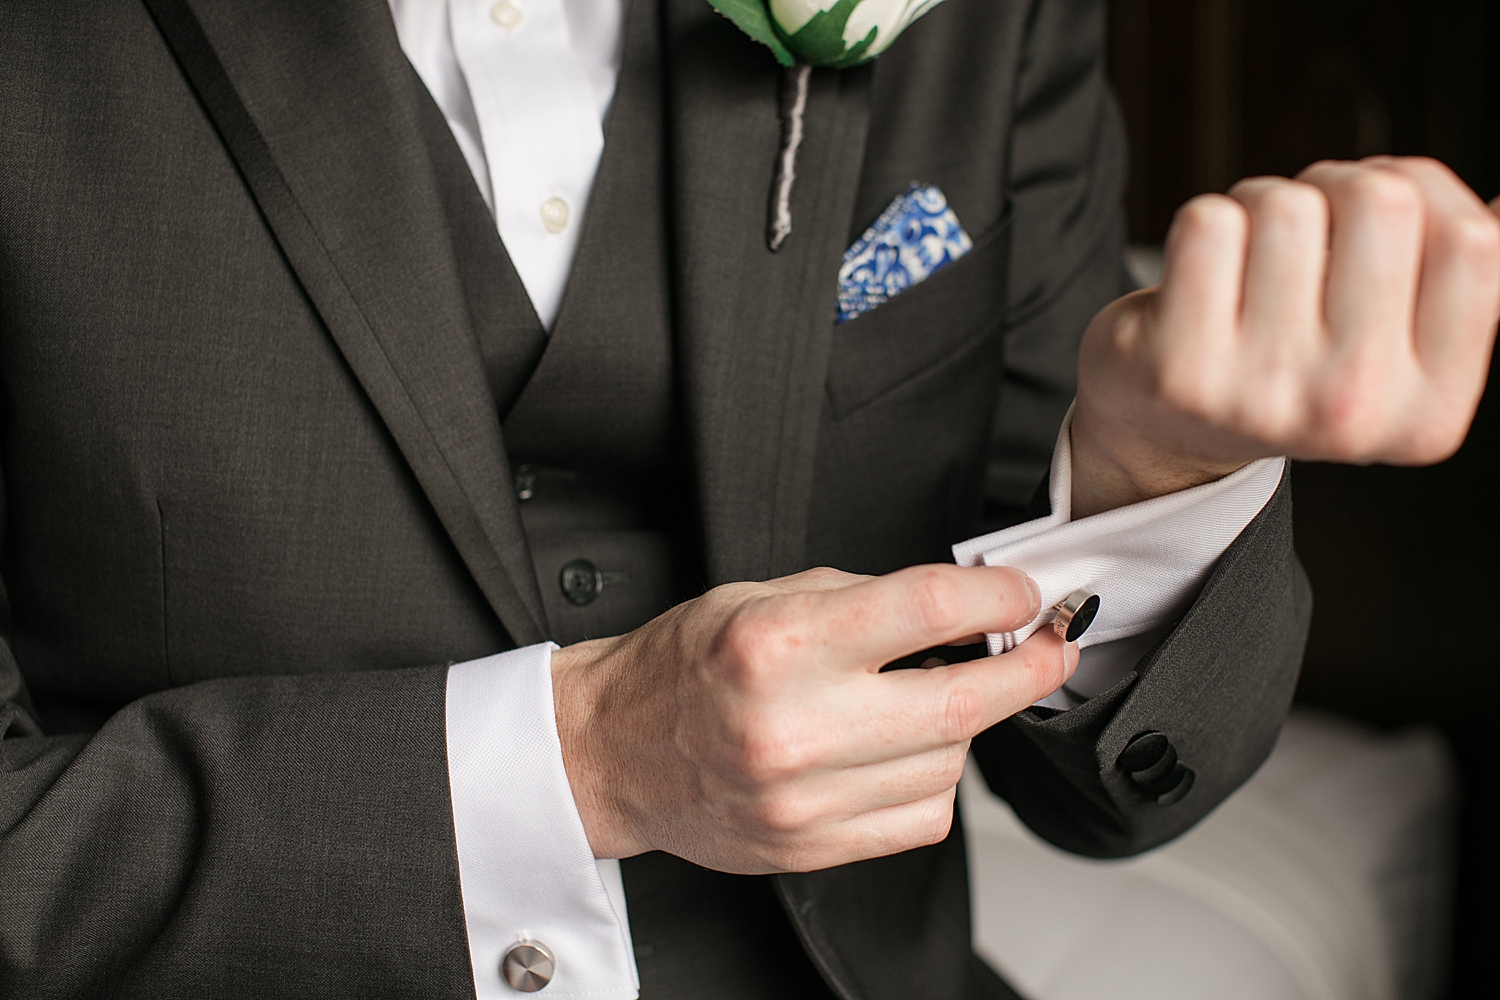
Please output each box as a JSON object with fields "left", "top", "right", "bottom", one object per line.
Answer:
{"left": 427, "top": 9, "right": 909, "bottom": 994}
{"left": 479, "top": 9, "right": 686, "bottom": 646}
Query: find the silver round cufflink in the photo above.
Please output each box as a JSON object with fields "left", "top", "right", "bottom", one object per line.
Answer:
{"left": 502, "top": 940, "right": 556, "bottom": 992}
{"left": 1053, "top": 588, "right": 1100, "bottom": 643}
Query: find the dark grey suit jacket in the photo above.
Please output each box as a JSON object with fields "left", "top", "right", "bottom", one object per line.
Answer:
{"left": 0, "top": 0, "right": 1310, "bottom": 996}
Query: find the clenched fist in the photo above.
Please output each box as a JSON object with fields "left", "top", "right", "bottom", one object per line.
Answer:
{"left": 1072, "top": 156, "right": 1500, "bottom": 518}
{"left": 550, "top": 564, "right": 1076, "bottom": 873}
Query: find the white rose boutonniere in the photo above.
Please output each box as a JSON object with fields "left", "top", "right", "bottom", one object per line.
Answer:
{"left": 708, "top": 0, "right": 947, "bottom": 68}
{"left": 705, "top": 0, "right": 950, "bottom": 248}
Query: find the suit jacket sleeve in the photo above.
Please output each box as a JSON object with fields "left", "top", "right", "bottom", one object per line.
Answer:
{"left": 0, "top": 478, "right": 474, "bottom": 999}
{"left": 969, "top": 0, "right": 1312, "bottom": 857}
{"left": 980, "top": 0, "right": 1137, "bottom": 525}
{"left": 0, "top": 1, "right": 534, "bottom": 992}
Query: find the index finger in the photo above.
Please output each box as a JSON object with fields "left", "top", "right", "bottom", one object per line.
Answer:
{"left": 817, "top": 625, "right": 1079, "bottom": 768}
{"left": 803, "top": 563, "right": 1042, "bottom": 673}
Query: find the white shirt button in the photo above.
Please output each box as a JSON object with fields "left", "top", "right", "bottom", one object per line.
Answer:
{"left": 540, "top": 197, "right": 571, "bottom": 234}
{"left": 490, "top": 0, "right": 525, "bottom": 31}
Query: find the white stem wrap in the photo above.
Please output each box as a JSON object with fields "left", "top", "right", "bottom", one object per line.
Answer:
{"left": 767, "top": 63, "right": 812, "bottom": 252}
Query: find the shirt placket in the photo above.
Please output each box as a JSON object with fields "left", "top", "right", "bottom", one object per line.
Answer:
{"left": 449, "top": 0, "right": 606, "bottom": 329}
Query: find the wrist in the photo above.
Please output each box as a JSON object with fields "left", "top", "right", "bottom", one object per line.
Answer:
{"left": 1069, "top": 401, "right": 1247, "bottom": 518}
{"left": 550, "top": 638, "right": 648, "bottom": 861}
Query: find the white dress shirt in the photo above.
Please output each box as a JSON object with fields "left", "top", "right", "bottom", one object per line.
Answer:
{"left": 390, "top": 0, "right": 622, "bottom": 329}
{"left": 388, "top": 2, "right": 1282, "bottom": 997}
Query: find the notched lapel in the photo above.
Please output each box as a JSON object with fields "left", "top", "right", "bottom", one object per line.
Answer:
{"left": 664, "top": 0, "right": 873, "bottom": 584}
{"left": 142, "top": 0, "right": 550, "bottom": 644}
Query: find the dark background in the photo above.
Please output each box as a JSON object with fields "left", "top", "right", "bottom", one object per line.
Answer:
{"left": 1104, "top": 2, "right": 1498, "bottom": 995}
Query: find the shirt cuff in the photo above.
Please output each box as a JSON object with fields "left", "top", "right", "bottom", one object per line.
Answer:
{"left": 447, "top": 643, "right": 640, "bottom": 999}
{"left": 953, "top": 405, "right": 1285, "bottom": 702}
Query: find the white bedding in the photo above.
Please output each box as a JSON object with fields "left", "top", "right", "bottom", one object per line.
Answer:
{"left": 963, "top": 708, "right": 1457, "bottom": 1000}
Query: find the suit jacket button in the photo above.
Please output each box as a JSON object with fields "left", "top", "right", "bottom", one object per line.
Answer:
{"left": 1137, "top": 761, "right": 1189, "bottom": 797}
{"left": 560, "top": 559, "right": 602, "bottom": 605}
{"left": 1128, "top": 744, "right": 1178, "bottom": 786}
{"left": 502, "top": 941, "right": 556, "bottom": 992}
{"left": 1117, "top": 731, "right": 1170, "bottom": 773}
{"left": 1155, "top": 767, "right": 1195, "bottom": 806}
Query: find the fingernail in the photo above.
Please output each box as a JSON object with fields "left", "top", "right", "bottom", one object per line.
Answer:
{"left": 1063, "top": 641, "right": 1081, "bottom": 679}
{"left": 1024, "top": 575, "right": 1042, "bottom": 616}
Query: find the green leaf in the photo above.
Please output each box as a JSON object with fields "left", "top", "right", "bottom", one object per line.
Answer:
{"left": 827, "top": 26, "right": 877, "bottom": 68}
{"left": 781, "top": 0, "right": 878, "bottom": 68}
{"left": 703, "top": 0, "right": 797, "bottom": 67}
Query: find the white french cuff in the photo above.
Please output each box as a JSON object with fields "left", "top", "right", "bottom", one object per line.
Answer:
{"left": 953, "top": 405, "right": 1285, "bottom": 700}
{"left": 447, "top": 643, "right": 640, "bottom": 1000}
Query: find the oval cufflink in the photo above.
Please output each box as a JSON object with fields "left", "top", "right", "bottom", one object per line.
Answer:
{"left": 1053, "top": 588, "right": 1100, "bottom": 643}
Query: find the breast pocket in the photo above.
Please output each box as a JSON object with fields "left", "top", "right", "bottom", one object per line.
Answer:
{"left": 825, "top": 206, "right": 1013, "bottom": 419}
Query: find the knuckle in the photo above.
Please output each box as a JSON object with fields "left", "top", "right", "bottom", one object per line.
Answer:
{"left": 1258, "top": 181, "right": 1327, "bottom": 228}
{"left": 909, "top": 569, "right": 964, "bottom": 635}
{"left": 800, "top": 566, "right": 847, "bottom": 588}
{"left": 1293, "top": 160, "right": 1342, "bottom": 188}
{"left": 698, "top": 582, "right": 766, "bottom": 625}
{"left": 735, "top": 717, "right": 810, "bottom": 782}
{"left": 1445, "top": 213, "right": 1500, "bottom": 263}
{"left": 937, "top": 743, "right": 970, "bottom": 785}
{"left": 940, "top": 680, "right": 986, "bottom": 741}
{"left": 1310, "top": 389, "right": 1382, "bottom": 459}
{"left": 1009, "top": 637, "right": 1068, "bottom": 701}
{"left": 717, "top": 608, "right": 796, "bottom": 681}
{"left": 1224, "top": 179, "right": 1256, "bottom": 203}
{"left": 1396, "top": 155, "right": 1446, "bottom": 176}
{"left": 1234, "top": 393, "right": 1302, "bottom": 446}
{"left": 1226, "top": 175, "right": 1282, "bottom": 208}
{"left": 748, "top": 788, "right": 817, "bottom": 835}
{"left": 1424, "top": 424, "right": 1470, "bottom": 463}
{"left": 1154, "top": 360, "right": 1217, "bottom": 419}
{"left": 913, "top": 795, "right": 957, "bottom": 848}
{"left": 1173, "top": 194, "right": 1245, "bottom": 238}
{"left": 1396, "top": 404, "right": 1471, "bottom": 465}
{"left": 1348, "top": 169, "right": 1421, "bottom": 217}
{"left": 1034, "top": 642, "right": 1071, "bottom": 696}
{"left": 1099, "top": 292, "right": 1151, "bottom": 352}
{"left": 1403, "top": 435, "right": 1462, "bottom": 466}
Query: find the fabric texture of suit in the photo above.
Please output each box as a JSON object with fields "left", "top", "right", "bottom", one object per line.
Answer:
{"left": 0, "top": 0, "right": 1311, "bottom": 997}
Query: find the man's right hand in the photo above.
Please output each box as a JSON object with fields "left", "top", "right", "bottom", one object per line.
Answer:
{"left": 549, "top": 565, "right": 1076, "bottom": 874}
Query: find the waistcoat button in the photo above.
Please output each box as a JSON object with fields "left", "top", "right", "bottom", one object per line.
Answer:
{"left": 560, "top": 559, "right": 603, "bottom": 605}
{"left": 501, "top": 940, "right": 555, "bottom": 992}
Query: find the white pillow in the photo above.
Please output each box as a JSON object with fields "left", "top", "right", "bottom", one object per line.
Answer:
{"left": 963, "top": 708, "right": 1457, "bottom": 1000}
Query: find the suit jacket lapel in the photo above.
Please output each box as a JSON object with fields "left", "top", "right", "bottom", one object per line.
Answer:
{"left": 142, "top": 0, "right": 550, "bottom": 644}
{"left": 663, "top": 0, "right": 873, "bottom": 584}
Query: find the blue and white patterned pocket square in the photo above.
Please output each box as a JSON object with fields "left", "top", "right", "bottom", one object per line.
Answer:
{"left": 836, "top": 182, "right": 973, "bottom": 325}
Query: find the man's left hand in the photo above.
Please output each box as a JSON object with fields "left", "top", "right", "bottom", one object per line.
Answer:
{"left": 1071, "top": 156, "right": 1500, "bottom": 518}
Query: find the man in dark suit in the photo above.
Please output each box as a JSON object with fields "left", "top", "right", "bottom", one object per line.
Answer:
{"left": 2, "top": 0, "right": 1496, "bottom": 997}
